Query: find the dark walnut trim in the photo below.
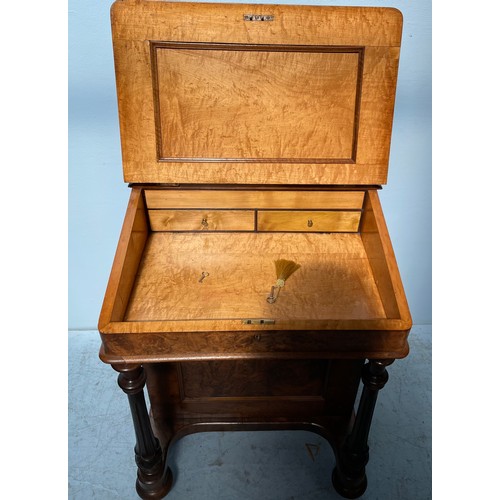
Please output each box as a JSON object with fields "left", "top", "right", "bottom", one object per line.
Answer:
{"left": 333, "top": 359, "right": 394, "bottom": 499}
{"left": 99, "top": 329, "right": 410, "bottom": 364}
{"left": 112, "top": 364, "right": 173, "bottom": 499}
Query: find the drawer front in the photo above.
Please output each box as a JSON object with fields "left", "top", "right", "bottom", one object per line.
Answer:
{"left": 257, "top": 210, "right": 361, "bottom": 232}
{"left": 148, "top": 210, "right": 255, "bottom": 231}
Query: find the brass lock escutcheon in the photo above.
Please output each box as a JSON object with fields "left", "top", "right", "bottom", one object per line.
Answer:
{"left": 243, "top": 14, "right": 274, "bottom": 21}
{"left": 242, "top": 319, "right": 276, "bottom": 325}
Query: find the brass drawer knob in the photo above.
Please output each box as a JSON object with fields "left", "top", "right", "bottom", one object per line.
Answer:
{"left": 307, "top": 219, "right": 313, "bottom": 227}
{"left": 201, "top": 217, "right": 209, "bottom": 229}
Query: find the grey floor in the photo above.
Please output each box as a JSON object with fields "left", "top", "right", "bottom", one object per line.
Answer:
{"left": 69, "top": 326, "right": 431, "bottom": 500}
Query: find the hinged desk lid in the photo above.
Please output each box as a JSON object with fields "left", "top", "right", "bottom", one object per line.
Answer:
{"left": 111, "top": 1, "right": 402, "bottom": 185}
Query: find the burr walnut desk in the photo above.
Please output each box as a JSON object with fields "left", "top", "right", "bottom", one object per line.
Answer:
{"left": 98, "top": 2, "right": 412, "bottom": 498}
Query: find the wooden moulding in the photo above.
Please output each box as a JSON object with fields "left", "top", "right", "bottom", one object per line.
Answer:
{"left": 100, "top": 328, "right": 409, "bottom": 365}
{"left": 152, "top": 43, "right": 363, "bottom": 163}
{"left": 99, "top": 187, "right": 411, "bottom": 364}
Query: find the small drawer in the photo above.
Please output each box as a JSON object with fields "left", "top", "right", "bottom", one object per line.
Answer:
{"left": 148, "top": 210, "right": 255, "bottom": 231}
{"left": 257, "top": 211, "right": 361, "bottom": 232}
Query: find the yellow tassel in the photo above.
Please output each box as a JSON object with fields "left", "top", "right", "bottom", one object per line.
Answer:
{"left": 267, "top": 259, "right": 301, "bottom": 303}
{"left": 274, "top": 259, "right": 301, "bottom": 285}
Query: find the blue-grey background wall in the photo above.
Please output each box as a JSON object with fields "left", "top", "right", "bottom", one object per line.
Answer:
{"left": 68, "top": 0, "right": 431, "bottom": 330}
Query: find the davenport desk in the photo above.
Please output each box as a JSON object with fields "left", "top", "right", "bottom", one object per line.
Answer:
{"left": 98, "top": 2, "right": 412, "bottom": 498}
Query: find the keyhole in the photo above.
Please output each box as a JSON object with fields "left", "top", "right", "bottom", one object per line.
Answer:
{"left": 307, "top": 219, "right": 313, "bottom": 227}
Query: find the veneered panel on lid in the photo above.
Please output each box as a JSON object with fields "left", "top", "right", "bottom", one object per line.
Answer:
{"left": 154, "top": 44, "right": 361, "bottom": 163}
{"left": 111, "top": 1, "right": 402, "bottom": 184}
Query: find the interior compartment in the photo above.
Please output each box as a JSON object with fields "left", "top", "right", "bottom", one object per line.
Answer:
{"left": 99, "top": 187, "right": 409, "bottom": 335}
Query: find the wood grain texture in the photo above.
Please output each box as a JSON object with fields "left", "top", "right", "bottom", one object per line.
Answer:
{"left": 111, "top": 2, "right": 403, "bottom": 46}
{"left": 110, "top": 2, "right": 402, "bottom": 184}
{"left": 144, "top": 359, "right": 362, "bottom": 432}
{"left": 361, "top": 190, "right": 412, "bottom": 324}
{"left": 144, "top": 189, "right": 365, "bottom": 209}
{"left": 123, "top": 232, "right": 386, "bottom": 323}
{"left": 154, "top": 44, "right": 361, "bottom": 162}
{"left": 98, "top": 189, "right": 412, "bottom": 337}
{"left": 148, "top": 210, "right": 255, "bottom": 231}
{"left": 178, "top": 359, "right": 328, "bottom": 399}
{"left": 98, "top": 189, "right": 411, "bottom": 342}
{"left": 98, "top": 187, "right": 148, "bottom": 329}
{"left": 101, "top": 316, "right": 411, "bottom": 335}
{"left": 100, "top": 327, "right": 410, "bottom": 363}
{"left": 257, "top": 211, "right": 361, "bottom": 232}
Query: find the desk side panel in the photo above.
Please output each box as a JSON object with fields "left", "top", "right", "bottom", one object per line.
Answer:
{"left": 98, "top": 187, "right": 149, "bottom": 330}
{"left": 360, "top": 190, "right": 412, "bottom": 325}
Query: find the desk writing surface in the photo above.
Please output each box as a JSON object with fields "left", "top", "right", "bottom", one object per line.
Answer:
{"left": 124, "top": 232, "right": 386, "bottom": 323}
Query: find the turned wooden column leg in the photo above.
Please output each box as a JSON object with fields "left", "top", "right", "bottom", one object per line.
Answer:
{"left": 332, "top": 359, "right": 394, "bottom": 499}
{"left": 112, "top": 364, "right": 173, "bottom": 499}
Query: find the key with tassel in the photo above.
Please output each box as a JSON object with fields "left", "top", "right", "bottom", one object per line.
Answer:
{"left": 267, "top": 259, "right": 301, "bottom": 304}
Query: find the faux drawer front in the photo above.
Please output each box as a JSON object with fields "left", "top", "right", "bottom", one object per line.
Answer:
{"left": 148, "top": 210, "right": 255, "bottom": 231}
{"left": 144, "top": 190, "right": 365, "bottom": 210}
{"left": 257, "top": 211, "right": 361, "bottom": 232}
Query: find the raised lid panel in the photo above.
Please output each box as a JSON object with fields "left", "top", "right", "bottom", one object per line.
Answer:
{"left": 153, "top": 44, "right": 362, "bottom": 163}
{"left": 111, "top": 2, "right": 402, "bottom": 184}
